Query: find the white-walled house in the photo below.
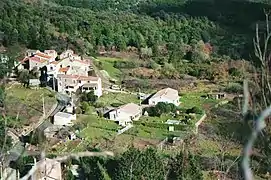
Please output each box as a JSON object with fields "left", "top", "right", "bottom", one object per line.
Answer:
{"left": 35, "top": 52, "right": 55, "bottom": 63}
{"left": 26, "top": 49, "right": 40, "bottom": 57}
{"left": 53, "top": 112, "right": 76, "bottom": 126}
{"left": 57, "top": 74, "right": 102, "bottom": 97}
{"left": 59, "top": 49, "right": 74, "bottom": 60}
{"left": 148, "top": 88, "right": 180, "bottom": 106}
{"left": 44, "top": 50, "right": 58, "bottom": 60}
{"left": 31, "top": 158, "right": 62, "bottom": 180}
{"left": 108, "top": 103, "right": 142, "bottom": 126}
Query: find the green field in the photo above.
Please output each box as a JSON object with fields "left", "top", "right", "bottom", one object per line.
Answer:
{"left": 6, "top": 84, "right": 56, "bottom": 109}
{"left": 95, "top": 57, "right": 125, "bottom": 80}
{"left": 4, "top": 84, "right": 57, "bottom": 127}
{"left": 97, "top": 92, "right": 140, "bottom": 106}
{"left": 180, "top": 92, "right": 218, "bottom": 110}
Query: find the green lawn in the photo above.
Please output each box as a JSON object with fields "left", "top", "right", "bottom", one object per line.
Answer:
{"left": 125, "top": 124, "right": 185, "bottom": 140}
{"left": 6, "top": 84, "right": 56, "bottom": 109}
{"left": 76, "top": 114, "right": 119, "bottom": 144}
{"left": 4, "top": 85, "right": 57, "bottom": 126}
{"left": 95, "top": 57, "right": 125, "bottom": 80}
{"left": 180, "top": 92, "right": 218, "bottom": 110}
{"left": 97, "top": 92, "right": 140, "bottom": 106}
{"left": 140, "top": 114, "right": 172, "bottom": 124}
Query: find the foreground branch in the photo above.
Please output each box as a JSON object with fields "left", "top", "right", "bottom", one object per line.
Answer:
{"left": 20, "top": 151, "right": 114, "bottom": 180}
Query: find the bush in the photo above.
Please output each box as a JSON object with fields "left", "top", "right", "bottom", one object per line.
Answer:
{"left": 75, "top": 107, "right": 82, "bottom": 114}
{"left": 146, "top": 60, "right": 160, "bottom": 69}
{"left": 81, "top": 102, "right": 90, "bottom": 114}
{"left": 224, "top": 82, "right": 243, "bottom": 93}
{"left": 147, "top": 102, "right": 177, "bottom": 117}
{"left": 94, "top": 102, "right": 106, "bottom": 108}
{"left": 113, "top": 61, "right": 139, "bottom": 69}
{"left": 138, "top": 122, "right": 186, "bottom": 131}
{"left": 186, "top": 106, "right": 203, "bottom": 114}
{"left": 111, "top": 103, "right": 123, "bottom": 107}
{"left": 81, "top": 91, "right": 98, "bottom": 104}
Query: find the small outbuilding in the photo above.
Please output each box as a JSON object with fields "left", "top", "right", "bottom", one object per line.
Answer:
{"left": 53, "top": 112, "right": 76, "bottom": 126}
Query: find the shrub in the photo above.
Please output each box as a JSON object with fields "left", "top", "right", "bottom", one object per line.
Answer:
{"left": 224, "top": 82, "right": 243, "bottom": 93}
{"left": 81, "top": 91, "right": 98, "bottom": 104}
{"left": 75, "top": 107, "right": 82, "bottom": 114}
{"left": 94, "top": 102, "right": 106, "bottom": 108}
{"left": 146, "top": 60, "right": 160, "bottom": 70}
{"left": 81, "top": 102, "right": 90, "bottom": 114}
{"left": 138, "top": 122, "right": 186, "bottom": 131}
{"left": 186, "top": 106, "right": 203, "bottom": 114}
{"left": 147, "top": 102, "right": 177, "bottom": 117}
{"left": 113, "top": 61, "right": 139, "bottom": 69}
{"left": 111, "top": 103, "right": 123, "bottom": 107}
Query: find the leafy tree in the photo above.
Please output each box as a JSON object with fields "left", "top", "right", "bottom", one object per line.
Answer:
{"left": 81, "top": 91, "right": 98, "bottom": 105}
{"left": 10, "top": 156, "right": 35, "bottom": 177}
{"left": 81, "top": 102, "right": 90, "bottom": 114}
{"left": 0, "top": 119, "right": 12, "bottom": 151}
{"left": 186, "top": 106, "right": 203, "bottom": 114}
{"left": 148, "top": 102, "right": 177, "bottom": 117}
{"left": 168, "top": 152, "right": 203, "bottom": 180}
{"left": 0, "top": 86, "right": 5, "bottom": 107}
{"left": 113, "top": 147, "right": 165, "bottom": 180}
{"left": 18, "top": 69, "right": 30, "bottom": 87}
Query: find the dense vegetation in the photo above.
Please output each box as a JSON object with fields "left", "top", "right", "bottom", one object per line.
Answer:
{"left": 1, "top": 0, "right": 270, "bottom": 60}
{"left": 69, "top": 147, "right": 203, "bottom": 180}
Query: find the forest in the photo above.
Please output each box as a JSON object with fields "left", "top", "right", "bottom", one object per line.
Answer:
{"left": 1, "top": 0, "right": 270, "bottom": 61}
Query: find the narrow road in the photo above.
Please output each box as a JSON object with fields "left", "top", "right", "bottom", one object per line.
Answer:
{"left": 22, "top": 92, "right": 70, "bottom": 136}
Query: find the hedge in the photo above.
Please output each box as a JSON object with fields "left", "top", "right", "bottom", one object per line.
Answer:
{"left": 134, "top": 121, "right": 187, "bottom": 131}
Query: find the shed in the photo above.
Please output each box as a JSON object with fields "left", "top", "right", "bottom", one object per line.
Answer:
{"left": 53, "top": 112, "right": 76, "bottom": 126}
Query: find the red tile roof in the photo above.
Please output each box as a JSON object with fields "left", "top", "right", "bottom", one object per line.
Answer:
{"left": 35, "top": 52, "right": 52, "bottom": 59}
{"left": 59, "top": 67, "right": 70, "bottom": 72}
{"left": 50, "top": 61, "right": 59, "bottom": 65}
{"left": 30, "top": 56, "right": 46, "bottom": 63}
{"left": 20, "top": 57, "right": 29, "bottom": 63}
{"left": 57, "top": 74, "right": 99, "bottom": 81}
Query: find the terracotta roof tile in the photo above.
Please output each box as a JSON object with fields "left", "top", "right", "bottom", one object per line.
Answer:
{"left": 29, "top": 56, "right": 46, "bottom": 63}
{"left": 35, "top": 52, "right": 52, "bottom": 59}
{"left": 59, "top": 67, "right": 70, "bottom": 72}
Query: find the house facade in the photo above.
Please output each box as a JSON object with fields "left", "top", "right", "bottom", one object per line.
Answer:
{"left": 57, "top": 74, "right": 102, "bottom": 97}
{"left": 148, "top": 88, "right": 180, "bottom": 106}
{"left": 108, "top": 103, "right": 142, "bottom": 126}
{"left": 0, "top": 167, "right": 20, "bottom": 180}
{"left": 31, "top": 158, "right": 62, "bottom": 180}
{"left": 59, "top": 49, "right": 74, "bottom": 60}
{"left": 54, "top": 112, "right": 76, "bottom": 126}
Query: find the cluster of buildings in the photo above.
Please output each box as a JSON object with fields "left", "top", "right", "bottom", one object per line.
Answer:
{"left": 107, "top": 87, "right": 180, "bottom": 126}
{"left": 18, "top": 49, "right": 102, "bottom": 97}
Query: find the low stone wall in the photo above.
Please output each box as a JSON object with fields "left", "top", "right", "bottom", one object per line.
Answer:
{"left": 194, "top": 113, "right": 207, "bottom": 134}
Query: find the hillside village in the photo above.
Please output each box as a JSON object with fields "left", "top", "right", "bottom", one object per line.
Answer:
{"left": 0, "top": 48, "right": 236, "bottom": 179}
